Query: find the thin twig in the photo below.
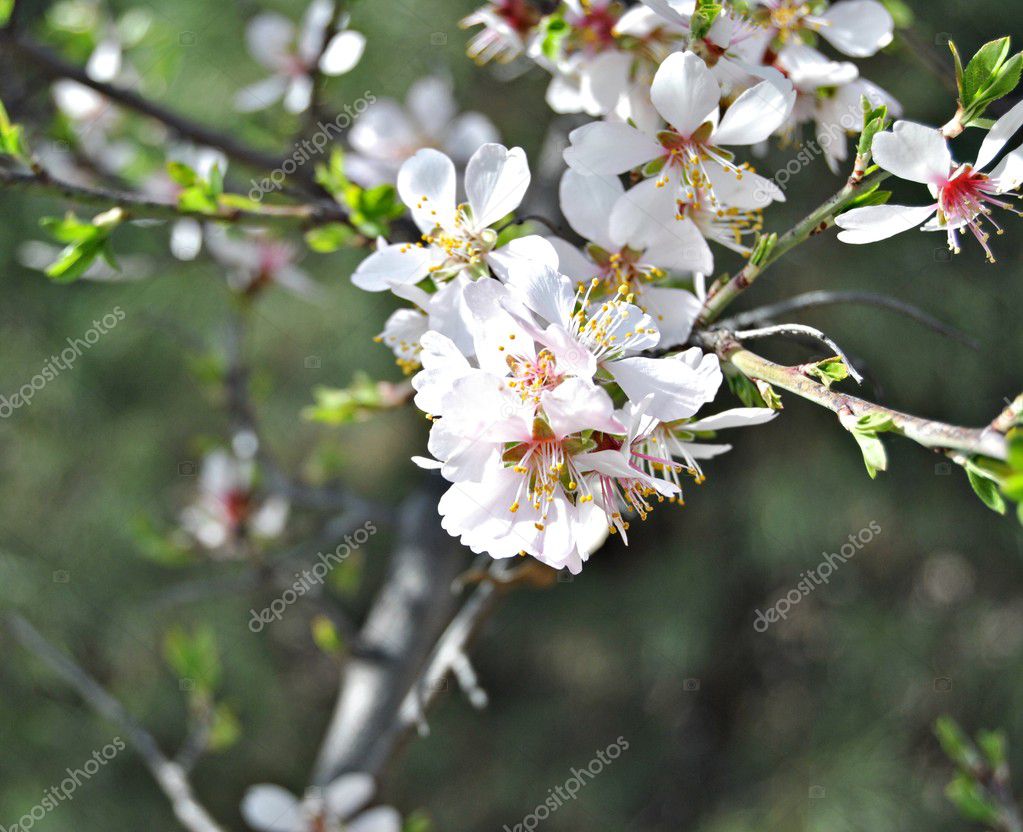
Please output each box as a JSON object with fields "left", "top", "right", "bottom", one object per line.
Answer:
{"left": 8, "top": 615, "right": 226, "bottom": 832}
{"left": 700, "top": 330, "right": 1009, "bottom": 460}
{"left": 2, "top": 32, "right": 321, "bottom": 189}
{"left": 0, "top": 166, "right": 348, "bottom": 227}
{"left": 697, "top": 168, "right": 891, "bottom": 326}
{"left": 732, "top": 323, "right": 865, "bottom": 385}
{"left": 718, "top": 290, "right": 980, "bottom": 351}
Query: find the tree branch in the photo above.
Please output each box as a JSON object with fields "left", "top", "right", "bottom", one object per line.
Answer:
{"left": 0, "top": 165, "right": 348, "bottom": 227}
{"left": 8, "top": 615, "right": 226, "bottom": 832}
{"left": 717, "top": 290, "right": 980, "bottom": 351}
{"left": 1, "top": 32, "right": 319, "bottom": 188}
{"left": 697, "top": 168, "right": 891, "bottom": 326}
{"left": 311, "top": 480, "right": 467, "bottom": 784}
{"left": 700, "top": 330, "right": 1008, "bottom": 460}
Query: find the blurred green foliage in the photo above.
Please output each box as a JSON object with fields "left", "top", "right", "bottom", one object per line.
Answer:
{"left": 1, "top": 1, "right": 1022, "bottom": 830}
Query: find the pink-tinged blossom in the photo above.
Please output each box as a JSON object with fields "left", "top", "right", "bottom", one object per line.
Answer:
{"left": 836, "top": 107, "right": 1023, "bottom": 260}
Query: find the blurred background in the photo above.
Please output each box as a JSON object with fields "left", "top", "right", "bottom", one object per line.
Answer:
{"left": 1, "top": 0, "right": 1022, "bottom": 829}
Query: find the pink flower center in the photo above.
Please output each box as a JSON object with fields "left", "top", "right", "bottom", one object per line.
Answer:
{"left": 937, "top": 165, "right": 1019, "bottom": 262}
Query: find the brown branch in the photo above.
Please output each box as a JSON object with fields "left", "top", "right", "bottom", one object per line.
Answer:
{"left": 1, "top": 32, "right": 320, "bottom": 188}
{"left": 701, "top": 330, "right": 1008, "bottom": 460}
{"left": 311, "top": 481, "right": 468, "bottom": 784}
{"left": 8, "top": 615, "right": 226, "bottom": 832}
{"left": 0, "top": 166, "right": 348, "bottom": 227}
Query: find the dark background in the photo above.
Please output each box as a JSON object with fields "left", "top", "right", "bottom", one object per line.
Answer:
{"left": 1, "top": 0, "right": 1021, "bottom": 829}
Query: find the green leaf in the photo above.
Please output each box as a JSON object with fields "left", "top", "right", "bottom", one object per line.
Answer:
{"left": 754, "top": 380, "right": 783, "bottom": 411}
{"left": 163, "top": 625, "right": 221, "bottom": 695}
{"left": 935, "top": 716, "right": 978, "bottom": 769}
{"left": 807, "top": 357, "right": 850, "bottom": 389}
{"left": 726, "top": 367, "right": 769, "bottom": 409}
{"left": 967, "top": 468, "right": 1007, "bottom": 514}
{"left": 857, "top": 99, "right": 889, "bottom": 157}
{"left": 0, "top": 98, "right": 29, "bottom": 160}
{"left": 962, "top": 38, "right": 1011, "bottom": 105}
{"left": 948, "top": 41, "right": 965, "bottom": 100}
{"left": 166, "top": 161, "right": 198, "bottom": 187}
{"left": 311, "top": 614, "right": 345, "bottom": 656}
{"left": 0, "top": 0, "right": 14, "bottom": 26}
{"left": 945, "top": 774, "right": 1001, "bottom": 825}
{"left": 303, "top": 375, "right": 387, "bottom": 425}
{"left": 977, "top": 730, "right": 1008, "bottom": 770}
{"left": 403, "top": 811, "right": 434, "bottom": 832}
{"left": 207, "top": 703, "right": 241, "bottom": 752}
{"left": 304, "top": 223, "right": 356, "bottom": 253}
{"left": 40, "top": 210, "right": 124, "bottom": 283}
{"left": 315, "top": 147, "right": 349, "bottom": 196}
{"left": 1003, "top": 474, "right": 1023, "bottom": 502}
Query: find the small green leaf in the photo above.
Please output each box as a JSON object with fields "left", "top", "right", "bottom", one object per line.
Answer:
{"left": 967, "top": 468, "right": 1007, "bottom": 514}
{"left": 948, "top": 41, "right": 965, "bottom": 99}
{"left": 303, "top": 375, "right": 388, "bottom": 425}
{"left": 962, "top": 38, "right": 1011, "bottom": 104}
{"left": 207, "top": 703, "right": 241, "bottom": 752}
{"left": 945, "top": 774, "right": 1001, "bottom": 825}
{"left": 166, "top": 161, "right": 198, "bottom": 187}
{"left": 304, "top": 223, "right": 357, "bottom": 252}
{"left": 163, "top": 625, "right": 221, "bottom": 695}
{"left": 807, "top": 357, "right": 850, "bottom": 389}
{"left": 0, "top": 0, "right": 14, "bottom": 26}
{"left": 311, "top": 614, "right": 345, "bottom": 656}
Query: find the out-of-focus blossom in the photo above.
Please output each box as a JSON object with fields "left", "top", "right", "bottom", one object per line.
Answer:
{"left": 235, "top": 0, "right": 365, "bottom": 114}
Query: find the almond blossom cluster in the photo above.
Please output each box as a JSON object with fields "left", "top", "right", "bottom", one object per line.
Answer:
{"left": 347, "top": 0, "right": 908, "bottom": 571}
{"left": 351, "top": 140, "right": 775, "bottom": 572}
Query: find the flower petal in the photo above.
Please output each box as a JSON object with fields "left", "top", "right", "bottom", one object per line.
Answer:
{"left": 976, "top": 97, "right": 1023, "bottom": 171}
{"left": 465, "top": 143, "right": 530, "bottom": 230}
{"left": 323, "top": 773, "right": 375, "bottom": 820}
{"left": 713, "top": 78, "right": 795, "bottom": 146}
{"left": 559, "top": 169, "right": 622, "bottom": 250}
{"left": 397, "top": 148, "right": 458, "bottom": 232}
{"left": 684, "top": 407, "right": 778, "bottom": 431}
{"left": 319, "top": 29, "right": 366, "bottom": 75}
{"left": 245, "top": 13, "right": 295, "bottom": 71}
{"left": 834, "top": 203, "right": 937, "bottom": 244}
{"left": 871, "top": 121, "right": 951, "bottom": 185}
{"left": 541, "top": 378, "right": 624, "bottom": 438}
{"left": 240, "top": 785, "right": 301, "bottom": 832}
{"left": 607, "top": 352, "right": 721, "bottom": 421}
{"left": 351, "top": 243, "right": 436, "bottom": 291}
{"left": 346, "top": 807, "right": 403, "bottom": 832}
{"left": 638, "top": 286, "right": 701, "bottom": 349}
{"left": 816, "top": 0, "right": 894, "bottom": 58}
{"left": 651, "top": 51, "right": 720, "bottom": 137}
{"left": 564, "top": 121, "right": 663, "bottom": 176}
